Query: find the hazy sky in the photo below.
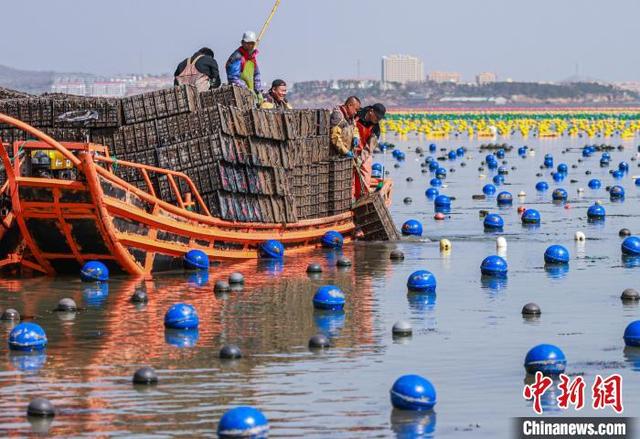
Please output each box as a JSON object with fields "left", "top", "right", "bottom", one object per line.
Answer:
{"left": 2, "top": 0, "right": 638, "bottom": 83}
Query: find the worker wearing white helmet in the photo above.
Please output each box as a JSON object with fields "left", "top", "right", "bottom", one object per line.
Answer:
{"left": 226, "top": 31, "right": 263, "bottom": 102}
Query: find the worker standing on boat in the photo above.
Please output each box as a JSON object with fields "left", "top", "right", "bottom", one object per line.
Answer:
{"left": 261, "top": 79, "right": 292, "bottom": 110}
{"left": 174, "top": 48, "right": 221, "bottom": 92}
{"left": 226, "top": 31, "right": 263, "bottom": 104}
{"left": 330, "top": 96, "right": 361, "bottom": 157}
{"left": 354, "top": 103, "right": 386, "bottom": 198}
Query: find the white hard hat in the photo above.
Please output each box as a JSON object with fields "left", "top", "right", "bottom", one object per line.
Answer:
{"left": 242, "top": 31, "right": 257, "bottom": 43}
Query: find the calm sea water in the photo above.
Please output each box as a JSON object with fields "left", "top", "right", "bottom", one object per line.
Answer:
{"left": 1, "top": 133, "right": 639, "bottom": 437}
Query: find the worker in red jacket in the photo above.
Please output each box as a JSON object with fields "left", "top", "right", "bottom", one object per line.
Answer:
{"left": 354, "top": 103, "right": 386, "bottom": 198}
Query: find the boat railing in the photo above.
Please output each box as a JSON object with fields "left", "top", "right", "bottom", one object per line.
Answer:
{"left": 0, "top": 112, "right": 211, "bottom": 216}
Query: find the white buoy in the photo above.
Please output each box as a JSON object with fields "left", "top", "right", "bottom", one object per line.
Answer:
{"left": 574, "top": 231, "right": 586, "bottom": 242}
{"left": 518, "top": 191, "right": 526, "bottom": 198}
{"left": 577, "top": 187, "right": 584, "bottom": 194}
{"left": 496, "top": 236, "right": 507, "bottom": 249}
{"left": 595, "top": 200, "right": 602, "bottom": 205}
{"left": 479, "top": 174, "right": 486, "bottom": 179}
{"left": 528, "top": 150, "right": 536, "bottom": 157}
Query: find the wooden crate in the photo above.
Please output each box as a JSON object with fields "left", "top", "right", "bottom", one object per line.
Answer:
{"left": 353, "top": 192, "right": 399, "bottom": 241}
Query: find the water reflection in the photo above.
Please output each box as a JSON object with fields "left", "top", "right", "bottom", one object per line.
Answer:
{"left": 9, "top": 351, "right": 47, "bottom": 373}
{"left": 187, "top": 270, "right": 209, "bottom": 287}
{"left": 523, "top": 375, "right": 562, "bottom": 413}
{"left": 622, "top": 255, "right": 640, "bottom": 268}
{"left": 165, "top": 328, "right": 199, "bottom": 348}
{"left": 83, "top": 283, "right": 109, "bottom": 308}
{"left": 544, "top": 264, "right": 569, "bottom": 279}
{"left": 314, "top": 310, "right": 346, "bottom": 338}
{"left": 257, "top": 259, "right": 284, "bottom": 276}
{"left": 390, "top": 408, "right": 436, "bottom": 438}
{"left": 623, "top": 346, "right": 640, "bottom": 371}
{"left": 407, "top": 292, "right": 436, "bottom": 312}
{"left": 480, "top": 276, "right": 508, "bottom": 292}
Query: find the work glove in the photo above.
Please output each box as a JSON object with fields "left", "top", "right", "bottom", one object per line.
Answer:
{"left": 352, "top": 137, "right": 360, "bottom": 148}
{"left": 344, "top": 151, "right": 354, "bottom": 158}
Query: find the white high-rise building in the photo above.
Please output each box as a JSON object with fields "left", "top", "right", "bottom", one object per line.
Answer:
{"left": 381, "top": 55, "right": 424, "bottom": 84}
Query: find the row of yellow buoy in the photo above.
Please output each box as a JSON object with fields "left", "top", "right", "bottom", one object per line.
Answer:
{"left": 381, "top": 114, "right": 640, "bottom": 139}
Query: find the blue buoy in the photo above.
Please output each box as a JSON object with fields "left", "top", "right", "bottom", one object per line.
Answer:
{"left": 372, "top": 163, "right": 383, "bottom": 172}
{"left": 483, "top": 184, "right": 496, "bottom": 195}
{"left": 497, "top": 166, "right": 508, "bottom": 175}
{"left": 624, "top": 321, "right": 640, "bottom": 347}
{"left": 435, "top": 168, "right": 447, "bottom": 179}
{"left": 164, "top": 303, "right": 199, "bottom": 329}
{"left": 217, "top": 406, "right": 269, "bottom": 438}
{"left": 521, "top": 209, "right": 541, "bottom": 224}
{"left": 259, "top": 240, "right": 284, "bottom": 259}
{"left": 430, "top": 177, "right": 442, "bottom": 188}
{"left": 552, "top": 172, "right": 564, "bottom": 182}
{"left": 371, "top": 168, "right": 382, "bottom": 179}
{"left": 397, "top": 152, "right": 406, "bottom": 161}
{"left": 80, "top": 260, "right": 109, "bottom": 282}
{"left": 483, "top": 213, "right": 504, "bottom": 230}
{"left": 544, "top": 245, "right": 570, "bottom": 264}
{"left": 622, "top": 236, "right": 640, "bottom": 256}
{"left": 487, "top": 160, "right": 498, "bottom": 170}
{"left": 535, "top": 181, "right": 549, "bottom": 192}
{"left": 518, "top": 146, "right": 527, "bottom": 156}
{"left": 456, "top": 147, "right": 465, "bottom": 156}
{"left": 552, "top": 188, "right": 568, "bottom": 201}
{"left": 496, "top": 191, "right": 513, "bottom": 206}
{"left": 544, "top": 158, "right": 554, "bottom": 168}
{"left": 557, "top": 163, "right": 568, "bottom": 174}
{"left": 588, "top": 179, "right": 601, "bottom": 189}
{"left": 619, "top": 161, "right": 630, "bottom": 172}
{"left": 392, "top": 149, "right": 402, "bottom": 159}
{"left": 485, "top": 153, "right": 496, "bottom": 162}
{"left": 425, "top": 188, "right": 439, "bottom": 199}
{"left": 428, "top": 161, "right": 439, "bottom": 171}
{"left": 402, "top": 220, "right": 423, "bottom": 237}
{"left": 390, "top": 375, "right": 437, "bottom": 411}
{"left": 447, "top": 151, "right": 457, "bottom": 160}
{"left": 524, "top": 344, "right": 566, "bottom": 375}
{"left": 635, "top": 178, "right": 640, "bottom": 186}
{"left": 610, "top": 185, "right": 625, "bottom": 200}
{"left": 407, "top": 270, "right": 437, "bottom": 293}
{"left": 434, "top": 195, "right": 451, "bottom": 208}
{"left": 480, "top": 255, "right": 508, "bottom": 277}
{"left": 612, "top": 169, "right": 624, "bottom": 180}
{"left": 183, "top": 249, "right": 209, "bottom": 270}
{"left": 496, "top": 149, "right": 505, "bottom": 159}
{"left": 492, "top": 174, "right": 504, "bottom": 185}
{"left": 587, "top": 203, "right": 606, "bottom": 220}
{"left": 8, "top": 323, "right": 47, "bottom": 351}
{"left": 600, "top": 157, "right": 610, "bottom": 167}
{"left": 429, "top": 143, "right": 436, "bottom": 152}
{"left": 321, "top": 231, "right": 344, "bottom": 248}
{"left": 313, "top": 285, "right": 345, "bottom": 310}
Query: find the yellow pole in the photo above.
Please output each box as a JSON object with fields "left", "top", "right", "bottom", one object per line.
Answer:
{"left": 256, "top": 0, "right": 281, "bottom": 47}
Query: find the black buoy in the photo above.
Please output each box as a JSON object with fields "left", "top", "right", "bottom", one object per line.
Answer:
{"left": 472, "top": 195, "right": 486, "bottom": 200}
{"left": 572, "top": 164, "right": 578, "bottom": 169}
{"left": 479, "top": 210, "right": 489, "bottom": 218}
{"left": 421, "top": 169, "right": 428, "bottom": 174}
{"left": 1, "top": 308, "right": 20, "bottom": 321}
{"left": 390, "top": 250, "right": 405, "bottom": 260}
{"left": 130, "top": 289, "right": 148, "bottom": 303}
{"left": 406, "top": 177, "right": 413, "bottom": 182}
{"left": 478, "top": 167, "right": 484, "bottom": 172}
{"left": 228, "top": 272, "right": 245, "bottom": 284}
{"left": 392, "top": 320, "right": 413, "bottom": 336}
{"left": 570, "top": 179, "right": 578, "bottom": 183}
{"left": 133, "top": 366, "right": 158, "bottom": 385}
{"left": 219, "top": 344, "right": 242, "bottom": 359}
{"left": 394, "top": 163, "right": 400, "bottom": 169}
{"left": 586, "top": 170, "right": 592, "bottom": 175}
{"left": 619, "top": 228, "right": 632, "bottom": 237}
{"left": 403, "top": 197, "right": 412, "bottom": 204}
{"left": 27, "top": 398, "right": 55, "bottom": 418}
{"left": 336, "top": 257, "right": 352, "bottom": 267}
{"left": 308, "top": 334, "right": 331, "bottom": 349}
{"left": 307, "top": 263, "right": 323, "bottom": 273}
{"left": 460, "top": 162, "right": 467, "bottom": 167}
{"left": 55, "top": 298, "right": 77, "bottom": 312}
{"left": 621, "top": 288, "right": 640, "bottom": 302}
{"left": 214, "top": 280, "right": 231, "bottom": 293}
{"left": 522, "top": 303, "right": 541, "bottom": 316}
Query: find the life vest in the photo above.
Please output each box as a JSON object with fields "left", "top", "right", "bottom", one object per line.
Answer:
{"left": 356, "top": 121, "right": 374, "bottom": 155}
{"left": 176, "top": 54, "right": 210, "bottom": 92}
{"left": 238, "top": 48, "right": 258, "bottom": 91}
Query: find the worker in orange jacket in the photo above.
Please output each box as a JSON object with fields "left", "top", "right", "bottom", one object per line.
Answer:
{"left": 354, "top": 103, "right": 386, "bottom": 199}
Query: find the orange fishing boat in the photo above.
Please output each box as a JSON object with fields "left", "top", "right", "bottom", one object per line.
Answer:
{"left": 0, "top": 114, "right": 393, "bottom": 277}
